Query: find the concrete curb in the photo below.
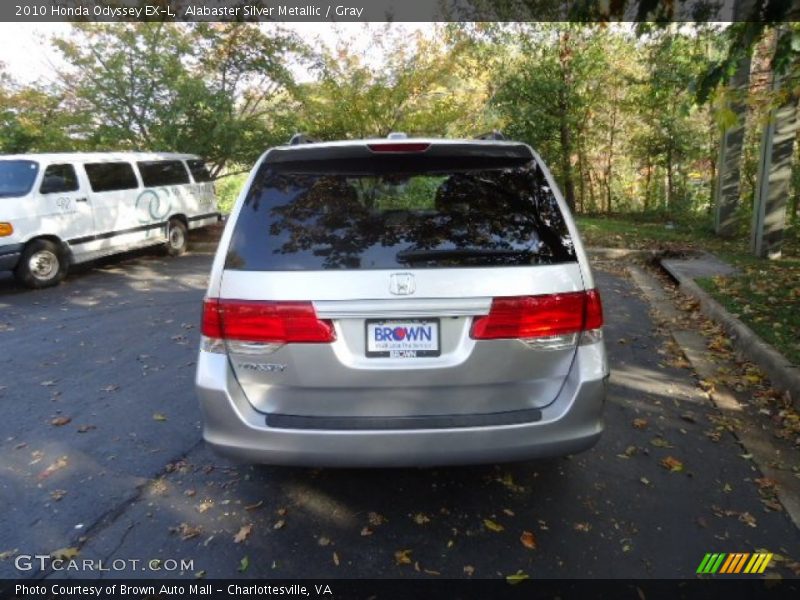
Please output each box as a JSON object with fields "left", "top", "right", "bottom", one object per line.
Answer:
{"left": 663, "top": 265, "right": 800, "bottom": 407}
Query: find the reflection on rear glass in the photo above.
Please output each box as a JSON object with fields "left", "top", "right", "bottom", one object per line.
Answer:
{"left": 227, "top": 161, "right": 575, "bottom": 271}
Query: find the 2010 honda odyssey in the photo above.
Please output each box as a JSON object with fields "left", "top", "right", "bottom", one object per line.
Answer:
{"left": 196, "top": 134, "right": 608, "bottom": 466}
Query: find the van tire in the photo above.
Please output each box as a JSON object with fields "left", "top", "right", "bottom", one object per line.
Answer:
{"left": 165, "top": 218, "right": 188, "bottom": 256}
{"left": 15, "top": 239, "right": 68, "bottom": 289}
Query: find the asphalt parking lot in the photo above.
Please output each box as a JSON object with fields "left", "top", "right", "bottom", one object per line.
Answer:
{"left": 1, "top": 251, "right": 799, "bottom": 580}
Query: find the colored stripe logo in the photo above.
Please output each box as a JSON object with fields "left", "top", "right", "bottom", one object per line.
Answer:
{"left": 696, "top": 553, "right": 772, "bottom": 574}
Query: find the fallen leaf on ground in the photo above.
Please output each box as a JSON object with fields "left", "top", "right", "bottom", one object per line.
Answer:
{"left": 171, "top": 523, "right": 202, "bottom": 540}
{"left": 318, "top": 536, "right": 331, "bottom": 546}
{"left": 50, "top": 417, "right": 71, "bottom": 427}
{"left": 574, "top": 522, "right": 591, "bottom": 532}
{"left": 632, "top": 418, "right": 648, "bottom": 429}
{"left": 76, "top": 425, "right": 96, "bottom": 433}
{"left": 394, "top": 549, "right": 413, "bottom": 565}
{"left": 463, "top": 565, "right": 475, "bottom": 576}
{"left": 520, "top": 531, "right": 537, "bottom": 549}
{"left": 233, "top": 524, "right": 253, "bottom": 544}
{"left": 238, "top": 556, "right": 249, "bottom": 572}
{"left": 152, "top": 413, "right": 167, "bottom": 422}
{"left": 273, "top": 520, "right": 285, "bottom": 530}
{"left": 244, "top": 500, "right": 262, "bottom": 511}
{"left": 38, "top": 456, "right": 68, "bottom": 480}
{"left": 738, "top": 512, "right": 757, "bottom": 528}
{"left": 51, "top": 547, "right": 79, "bottom": 560}
{"left": 660, "top": 456, "right": 683, "bottom": 472}
{"left": 483, "top": 519, "right": 504, "bottom": 532}
{"left": 332, "top": 552, "right": 340, "bottom": 566}
{"left": 650, "top": 437, "right": 673, "bottom": 448}
{"left": 40, "top": 380, "right": 56, "bottom": 387}
{"left": 50, "top": 489, "right": 67, "bottom": 501}
{"left": 506, "top": 570, "right": 529, "bottom": 584}
{"left": 368, "top": 512, "right": 386, "bottom": 526}
{"left": 101, "top": 384, "right": 119, "bottom": 392}
{"left": 503, "top": 508, "right": 515, "bottom": 517}
{"left": 412, "top": 513, "right": 430, "bottom": 525}
{"left": 360, "top": 527, "right": 373, "bottom": 537}
{"left": 195, "top": 500, "right": 214, "bottom": 513}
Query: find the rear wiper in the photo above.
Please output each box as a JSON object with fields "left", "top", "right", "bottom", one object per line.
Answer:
{"left": 396, "top": 248, "right": 536, "bottom": 262}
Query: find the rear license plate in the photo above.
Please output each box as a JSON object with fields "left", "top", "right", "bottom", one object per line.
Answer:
{"left": 365, "top": 319, "right": 441, "bottom": 358}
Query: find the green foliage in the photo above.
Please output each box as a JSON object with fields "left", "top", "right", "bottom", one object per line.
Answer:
{"left": 1, "top": 20, "right": 798, "bottom": 232}
{"left": 48, "top": 23, "right": 301, "bottom": 176}
{"left": 292, "top": 25, "right": 495, "bottom": 140}
{"left": 215, "top": 172, "right": 249, "bottom": 214}
{"left": 0, "top": 64, "right": 79, "bottom": 153}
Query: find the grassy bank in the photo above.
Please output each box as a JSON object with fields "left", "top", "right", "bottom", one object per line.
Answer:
{"left": 577, "top": 213, "right": 799, "bottom": 366}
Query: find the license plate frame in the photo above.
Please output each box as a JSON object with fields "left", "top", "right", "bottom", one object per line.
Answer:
{"left": 365, "top": 319, "right": 441, "bottom": 358}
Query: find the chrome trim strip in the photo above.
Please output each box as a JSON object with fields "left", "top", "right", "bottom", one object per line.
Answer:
{"left": 313, "top": 297, "right": 491, "bottom": 318}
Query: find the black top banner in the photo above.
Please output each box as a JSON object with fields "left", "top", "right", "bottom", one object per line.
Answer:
{"left": 3, "top": 0, "right": 800, "bottom": 23}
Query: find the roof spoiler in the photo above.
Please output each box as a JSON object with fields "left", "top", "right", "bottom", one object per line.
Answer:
{"left": 474, "top": 130, "right": 505, "bottom": 141}
{"left": 288, "top": 133, "right": 319, "bottom": 145}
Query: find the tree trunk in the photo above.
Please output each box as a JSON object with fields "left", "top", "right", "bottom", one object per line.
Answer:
{"left": 558, "top": 31, "right": 576, "bottom": 213}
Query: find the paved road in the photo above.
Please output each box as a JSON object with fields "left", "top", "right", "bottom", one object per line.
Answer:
{"left": 1, "top": 253, "right": 799, "bottom": 580}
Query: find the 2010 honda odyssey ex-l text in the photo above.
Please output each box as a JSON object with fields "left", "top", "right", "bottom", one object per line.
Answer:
{"left": 196, "top": 134, "right": 608, "bottom": 466}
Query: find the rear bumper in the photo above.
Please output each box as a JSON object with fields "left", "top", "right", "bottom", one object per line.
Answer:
{"left": 195, "top": 346, "right": 607, "bottom": 467}
{"left": 0, "top": 243, "right": 23, "bottom": 272}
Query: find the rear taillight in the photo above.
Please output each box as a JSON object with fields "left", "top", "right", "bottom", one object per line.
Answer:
{"left": 470, "top": 290, "right": 603, "bottom": 340}
{"left": 201, "top": 298, "right": 335, "bottom": 343}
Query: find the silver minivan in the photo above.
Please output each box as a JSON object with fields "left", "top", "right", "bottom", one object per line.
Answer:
{"left": 196, "top": 135, "right": 608, "bottom": 466}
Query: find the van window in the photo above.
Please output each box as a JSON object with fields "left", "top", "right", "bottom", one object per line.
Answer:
{"left": 226, "top": 157, "right": 575, "bottom": 271}
{"left": 85, "top": 162, "right": 139, "bottom": 193}
{"left": 40, "top": 164, "right": 79, "bottom": 194}
{"left": 137, "top": 160, "right": 190, "bottom": 187}
{"left": 0, "top": 160, "right": 39, "bottom": 198}
{"left": 186, "top": 159, "right": 212, "bottom": 183}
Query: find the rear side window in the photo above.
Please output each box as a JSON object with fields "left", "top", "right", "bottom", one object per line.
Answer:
{"left": 137, "top": 160, "right": 190, "bottom": 187}
{"left": 85, "top": 162, "right": 138, "bottom": 193}
{"left": 0, "top": 160, "right": 39, "bottom": 198}
{"left": 40, "top": 164, "right": 79, "bottom": 194}
{"left": 186, "top": 159, "right": 212, "bottom": 183}
{"left": 226, "top": 156, "right": 575, "bottom": 271}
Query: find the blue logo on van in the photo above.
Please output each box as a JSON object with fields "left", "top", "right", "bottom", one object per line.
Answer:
{"left": 373, "top": 326, "right": 433, "bottom": 342}
{"left": 136, "top": 189, "right": 172, "bottom": 223}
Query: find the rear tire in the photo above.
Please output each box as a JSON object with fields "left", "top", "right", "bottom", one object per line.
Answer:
{"left": 15, "top": 239, "right": 68, "bottom": 289}
{"left": 165, "top": 218, "right": 188, "bottom": 256}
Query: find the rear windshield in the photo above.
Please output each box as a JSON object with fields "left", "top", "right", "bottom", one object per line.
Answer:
{"left": 226, "top": 155, "right": 575, "bottom": 271}
{"left": 0, "top": 160, "right": 39, "bottom": 198}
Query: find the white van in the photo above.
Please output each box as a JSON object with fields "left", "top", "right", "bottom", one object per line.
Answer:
{"left": 0, "top": 152, "right": 220, "bottom": 288}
